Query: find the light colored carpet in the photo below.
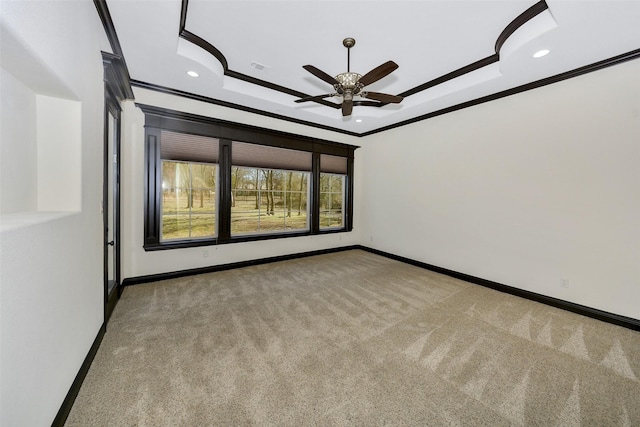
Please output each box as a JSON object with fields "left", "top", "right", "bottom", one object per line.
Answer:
{"left": 66, "top": 250, "right": 640, "bottom": 426}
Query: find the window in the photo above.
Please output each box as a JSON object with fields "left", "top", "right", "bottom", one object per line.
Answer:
{"left": 320, "top": 174, "right": 344, "bottom": 229}
{"left": 231, "top": 141, "right": 312, "bottom": 235}
{"left": 231, "top": 167, "right": 309, "bottom": 235}
{"left": 162, "top": 161, "right": 216, "bottom": 240}
{"left": 140, "top": 104, "right": 356, "bottom": 250}
{"left": 320, "top": 154, "right": 347, "bottom": 230}
{"left": 159, "top": 131, "right": 218, "bottom": 241}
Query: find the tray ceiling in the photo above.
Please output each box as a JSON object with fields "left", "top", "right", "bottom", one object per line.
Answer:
{"left": 106, "top": 0, "right": 640, "bottom": 135}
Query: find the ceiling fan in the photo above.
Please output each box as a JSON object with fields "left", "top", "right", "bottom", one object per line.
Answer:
{"left": 296, "top": 37, "right": 403, "bottom": 117}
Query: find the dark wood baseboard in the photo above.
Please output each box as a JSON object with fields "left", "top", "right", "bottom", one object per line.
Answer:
{"left": 105, "top": 284, "right": 120, "bottom": 325}
{"left": 358, "top": 246, "right": 640, "bottom": 332}
{"left": 51, "top": 324, "right": 106, "bottom": 427}
{"left": 122, "top": 245, "right": 360, "bottom": 286}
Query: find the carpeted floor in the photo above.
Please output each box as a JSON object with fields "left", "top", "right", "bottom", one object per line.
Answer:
{"left": 65, "top": 250, "right": 640, "bottom": 426}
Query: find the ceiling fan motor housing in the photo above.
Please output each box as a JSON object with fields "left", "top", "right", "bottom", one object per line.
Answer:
{"left": 334, "top": 72, "right": 363, "bottom": 94}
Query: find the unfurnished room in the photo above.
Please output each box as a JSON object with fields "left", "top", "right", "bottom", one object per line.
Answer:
{"left": 0, "top": 0, "right": 639, "bottom": 425}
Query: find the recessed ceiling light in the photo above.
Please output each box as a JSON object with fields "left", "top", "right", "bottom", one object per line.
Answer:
{"left": 355, "top": 119, "right": 363, "bottom": 123}
{"left": 187, "top": 70, "right": 199, "bottom": 77}
{"left": 533, "top": 49, "right": 550, "bottom": 58}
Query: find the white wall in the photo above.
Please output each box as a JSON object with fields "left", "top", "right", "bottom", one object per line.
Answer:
{"left": 121, "top": 89, "right": 362, "bottom": 279}
{"left": 358, "top": 58, "right": 640, "bottom": 320}
{"left": 0, "top": 1, "right": 108, "bottom": 425}
{"left": 36, "top": 95, "right": 82, "bottom": 211}
{"left": 0, "top": 68, "right": 38, "bottom": 213}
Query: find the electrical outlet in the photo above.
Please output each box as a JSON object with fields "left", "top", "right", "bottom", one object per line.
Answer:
{"left": 561, "top": 278, "right": 569, "bottom": 288}
{"left": 369, "top": 236, "right": 374, "bottom": 243}
{"left": 203, "top": 250, "right": 209, "bottom": 258}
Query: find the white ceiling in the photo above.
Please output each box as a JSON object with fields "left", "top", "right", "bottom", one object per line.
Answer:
{"left": 106, "top": 0, "right": 640, "bottom": 134}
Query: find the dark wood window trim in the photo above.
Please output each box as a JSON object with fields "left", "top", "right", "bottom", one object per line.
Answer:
{"left": 138, "top": 104, "right": 357, "bottom": 251}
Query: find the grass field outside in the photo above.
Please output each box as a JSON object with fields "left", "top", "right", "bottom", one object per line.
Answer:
{"left": 161, "top": 189, "right": 216, "bottom": 240}
{"left": 162, "top": 193, "right": 315, "bottom": 240}
{"left": 230, "top": 193, "right": 309, "bottom": 235}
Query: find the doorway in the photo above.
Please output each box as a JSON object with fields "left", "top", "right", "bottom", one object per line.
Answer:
{"left": 104, "top": 89, "right": 121, "bottom": 323}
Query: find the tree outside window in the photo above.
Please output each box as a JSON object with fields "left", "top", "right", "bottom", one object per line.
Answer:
{"left": 320, "top": 173, "right": 344, "bottom": 229}
{"left": 231, "top": 167, "right": 309, "bottom": 235}
{"left": 161, "top": 160, "right": 217, "bottom": 240}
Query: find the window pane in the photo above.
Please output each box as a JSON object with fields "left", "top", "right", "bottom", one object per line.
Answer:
{"left": 331, "top": 175, "right": 343, "bottom": 192}
{"left": 331, "top": 194, "right": 343, "bottom": 209}
{"left": 320, "top": 173, "right": 345, "bottom": 230}
{"left": 231, "top": 167, "right": 309, "bottom": 235}
{"left": 161, "top": 160, "right": 217, "bottom": 240}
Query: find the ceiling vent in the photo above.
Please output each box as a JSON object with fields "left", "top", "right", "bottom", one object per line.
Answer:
{"left": 250, "top": 61, "right": 268, "bottom": 71}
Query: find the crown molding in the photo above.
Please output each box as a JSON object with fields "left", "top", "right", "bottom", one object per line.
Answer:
{"left": 130, "top": 80, "right": 360, "bottom": 137}
{"left": 95, "top": 0, "right": 134, "bottom": 100}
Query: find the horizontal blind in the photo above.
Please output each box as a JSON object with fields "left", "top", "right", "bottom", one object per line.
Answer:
{"left": 160, "top": 130, "right": 219, "bottom": 163}
{"left": 320, "top": 154, "right": 348, "bottom": 174}
{"left": 232, "top": 141, "right": 312, "bottom": 171}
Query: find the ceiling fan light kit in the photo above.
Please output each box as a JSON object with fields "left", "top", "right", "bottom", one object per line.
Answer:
{"left": 296, "top": 37, "right": 403, "bottom": 117}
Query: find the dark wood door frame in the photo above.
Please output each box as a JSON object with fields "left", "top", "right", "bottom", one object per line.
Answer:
{"left": 103, "top": 86, "right": 122, "bottom": 324}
